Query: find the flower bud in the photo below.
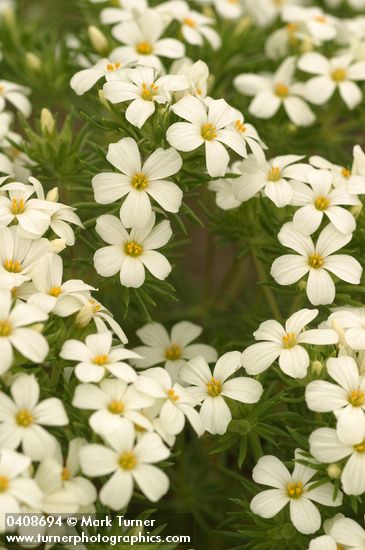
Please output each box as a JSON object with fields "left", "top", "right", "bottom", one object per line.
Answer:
{"left": 31, "top": 323, "right": 45, "bottom": 333}
{"left": 351, "top": 204, "right": 363, "bottom": 217}
{"left": 327, "top": 463, "right": 341, "bottom": 479}
{"left": 311, "top": 360, "right": 323, "bottom": 375}
{"left": 88, "top": 26, "right": 108, "bottom": 55}
{"left": 25, "top": 52, "right": 42, "bottom": 73}
{"left": 51, "top": 238, "right": 67, "bottom": 253}
{"left": 46, "top": 187, "right": 59, "bottom": 202}
{"left": 40, "top": 108, "right": 56, "bottom": 135}
{"left": 76, "top": 302, "right": 93, "bottom": 327}
{"left": 298, "top": 280, "right": 307, "bottom": 291}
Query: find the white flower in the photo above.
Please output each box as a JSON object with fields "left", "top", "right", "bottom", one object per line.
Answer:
{"left": 0, "top": 80, "right": 31, "bottom": 117}
{"left": 214, "top": 0, "right": 244, "bottom": 19}
{"left": 70, "top": 52, "right": 136, "bottom": 96}
{"left": 80, "top": 419, "right": 170, "bottom": 510}
{"left": 0, "top": 289, "right": 49, "bottom": 374}
{"left": 282, "top": 6, "right": 338, "bottom": 42}
{"left": 103, "top": 66, "right": 188, "bottom": 128}
{"left": 92, "top": 138, "right": 182, "bottom": 228}
{"left": 235, "top": 57, "right": 315, "bottom": 126}
{"left": 306, "top": 356, "right": 365, "bottom": 442}
{"left": 309, "top": 422, "right": 365, "bottom": 496}
{"left": 309, "top": 149, "right": 365, "bottom": 193}
{"left": 134, "top": 367, "right": 204, "bottom": 436}
{"left": 60, "top": 331, "right": 138, "bottom": 383}
{"left": 271, "top": 222, "right": 362, "bottom": 305}
{"left": 100, "top": 0, "right": 147, "bottom": 27}
{"left": 298, "top": 52, "right": 365, "bottom": 109}
{"left": 0, "top": 374, "right": 68, "bottom": 460}
{"left": 242, "top": 309, "right": 338, "bottom": 379}
{"left": 111, "top": 9, "right": 185, "bottom": 72}
{"left": 234, "top": 154, "right": 309, "bottom": 207}
{"left": 94, "top": 213, "right": 172, "bottom": 288}
{"left": 29, "top": 253, "right": 94, "bottom": 315}
{"left": 208, "top": 177, "right": 242, "bottom": 210}
{"left": 72, "top": 379, "right": 153, "bottom": 436}
{"left": 327, "top": 307, "right": 365, "bottom": 350}
{"left": 131, "top": 321, "right": 217, "bottom": 383}
{"left": 74, "top": 295, "right": 127, "bottom": 343}
{"left": 180, "top": 352, "right": 263, "bottom": 435}
{"left": 330, "top": 517, "right": 365, "bottom": 548}
{"left": 167, "top": 96, "right": 245, "bottom": 177}
{"left": 226, "top": 109, "right": 266, "bottom": 161}
{"left": 170, "top": 58, "right": 209, "bottom": 99}
{"left": 250, "top": 451, "right": 342, "bottom": 535}
{"left": 308, "top": 534, "right": 338, "bottom": 550}
{"left": 0, "top": 449, "right": 43, "bottom": 532}
{"left": 291, "top": 168, "right": 358, "bottom": 235}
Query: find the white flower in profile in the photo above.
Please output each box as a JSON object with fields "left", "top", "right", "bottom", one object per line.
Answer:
{"left": 134, "top": 367, "right": 204, "bottom": 436}
{"left": 170, "top": 58, "right": 209, "bottom": 99}
{"left": 111, "top": 9, "right": 185, "bottom": 71}
{"left": 80, "top": 419, "right": 170, "bottom": 510}
{"left": 309, "top": 420, "right": 365, "bottom": 496}
{"left": 131, "top": 321, "right": 217, "bottom": 383}
{"left": 233, "top": 154, "right": 309, "bottom": 207}
{"left": 94, "top": 213, "right": 172, "bottom": 288}
{"left": 271, "top": 222, "right": 362, "bottom": 305}
{"left": 74, "top": 295, "right": 127, "bottom": 344}
{"left": 0, "top": 80, "right": 31, "bottom": 117}
{"left": 225, "top": 109, "right": 266, "bottom": 161}
{"left": 250, "top": 450, "right": 343, "bottom": 535}
{"left": 92, "top": 138, "right": 182, "bottom": 228}
{"left": 298, "top": 52, "right": 365, "bottom": 109}
{"left": 234, "top": 57, "right": 315, "bottom": 126}
{"left": 35, "top": 438, "right": 97, "bottom": 512}
{"left": 327, "top": 307, "right": 365, "bottom": 350}
{"left": 0, "top": 226, "right": 52, "bottom": 287}
{"left": 0, "top": 289, "right": 49, "bottom": 374}
{"left": 73, "top": 379, "right": 153, "bottom": 435}
{"left": 330, "top": 517, "right": 365, "bottom": 548}
{"left": 0, "top": 374, "right": 68, "bottom": 460}
{"left": 60, "top": 331, "right": 139, "bottom": 383}
{"left": 291, "top": 168, "right": 358, "bottom": 235}
{"left": 242, "top": 309, "right": 338, "bottom": 379}
{"left": 282, "top": 6, "right": 338, "bottom": 42}
{"left": 0, "top": 449, "right": 44, "bottom": 532}
{"left": 167, "top": 96, "right": 245, "bottom": 177}
{"left": 180, "top": 352, "right": 263, "bottom": 435}
{"left": 29, "top": 253, "right": 94, "bottom": 315}
{"left": 306, "top": 356, "right": 365, "bottom": 443}
{"left": 309, "top": 148, "right": 365, "bottom": 193}
{"left": 209, "top": 177, "right": 242, "bottom": 210}
{"left": 100, "top": 0, "right": 147, "bottom": 27}
{"left": 103, "top": 66, "right": 188, "bottom": 128}
{"left": 70, "top": 52, "right": 136, "bottom": 96}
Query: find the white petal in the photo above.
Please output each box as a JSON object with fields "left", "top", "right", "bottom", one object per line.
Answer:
{"left": 132, "top": 463, "right": 169, "bottom": 501}
{"left": 341, "top": 452, "right": 365, "bottom": 495}
{"left": 306, "top": 269, "right": 335, "bottom": 306}
{"left": 279, "top": 346, "right": 309, "bottom": 378}
{"left": 250, "top": 489, "right": 288, "bottom": 518}
{"left": 200, "top": 396, "right": 231, "bottom": 435}
{"left": 289, "top": 498, "right": 321, "bottom": 534}
{"left": 241, "top": 342, "right": 281, "bottom": 375}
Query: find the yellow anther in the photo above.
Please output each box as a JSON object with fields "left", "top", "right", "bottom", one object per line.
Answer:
{"left": 341, "top": 167, "right": 351, "bottom": 178}
{"left": 183, "top": 17, "right": 196, "bottom": 27}
{"left": 267, "top": 166, "right": 281, "bottom": 182}
{"left": 0, "top": 476, "right": 9, "bottom": 492}
{"left": 314, "top": 195, "right": 330, "bottom": 211}
{"left": 11, "top": 198, "right": 25, "bottom": 215}
{"left": 314, "top": 15, "right": 326, "bottom": 23}
{"left": 131, "top": 172, "right": 149, "bottom": 190}
{"left": 165, "top": 344, "right": 182, "bottom": 361}
{"left": 201, "top": 123, "right": 217, "bottom": 141}
{"left": 106, "top": 61, "right": 121, "bottom": 71}
{"left": 0, "top": 320, "right": 11, "bottom": 337}
{"left": 16, "top": 409, "right": 33, "bottom": 427}
{"left": 274, "top": 82, "right": 289, "bottom": 98}
{"left": 354, "top": 440, "right": 365, "bottom": 453}
{"left": 331, "top": 68, "right": 347, "bottom": 82}
{"left": 136, "top": 41, "right": 153, "bottom": 55}
{"left": 125, "top": 241, "right": 143, "bottom": 257}
{"left": 49, "top": 286, "right": 62, "bottom": 297}
{"left": 282, "top": 332, "right": 297, "bottom": 349}
{"left": 207, "top": 377, "right": 222, "bottom": 397}
{"left": 167, "top": 388, "right": 179, "bottom": 402}
{"left": 108, "top": 400, "right": 125, "bottom": 414}
{"left": 4, "top": 259, "right": 22, "bottom": 273}
{"left": 308, "top": 253, "right": 324, "bottom": 269}
{"left": 348, "top": 389, "right": 365, "bottom": 407}
{"left": 61, "top": 467, "right": 71, "bottom": 481}
{"left": 287, "top": 481, "right": 303, "bottom": 499}
{"left": 119, "top": 451, "right": 137, "bottom": 470}
{"left": 141, "top": 82, "right": 159, "bottom": 101}
{"left": 92, "top": 354, "right": 109, "bottom": 366}
{"left": 235, "top": 119, "right": 247, "bottom": 133}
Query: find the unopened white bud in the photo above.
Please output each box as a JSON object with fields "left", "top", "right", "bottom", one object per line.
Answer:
{"left": 311, "top": 360, "right": 323, "bottom": 375}
{"left": 76, "top": 302, "right": 93, "bottom": 327}
{"left": 31, "top": 323, "right": 44, "bottom": 333}
{"left": 88, "top": 26, "right": 108, "bottom": 54}
{"left": 46, "top": 187, "right": 59, "bottom": 202}
{"left": 26, "top": 52, "right": 42, "bottom": 72}
{"left": 40, "top": 108, "right": 55, "bottom": 135}
{"left": 327, "top": 463, "right": 342, "bottom": 479}
{"left": 51, "top": 238, "right": 67, "bottom": 253}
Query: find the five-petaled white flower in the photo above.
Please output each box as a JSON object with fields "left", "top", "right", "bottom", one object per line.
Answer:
{"left": 271, "top": 222, "right": 362, "bottom": 305}
{"left": 0, "top": 80, "right": 31, "bottom": 117}
{"left": 250, "top": 450, "right": 343, "bottom": 535}
{"left": 80, "top": 419, "right": 170, "bottom": 510}
{"left": 94, "top": 213, "right": 172, "bottom": 288}
{"left": 180, "top": 352, "right": 263, "bottom": 435}
{"left": 242, "top": 309, "right": 338, "bottom": 379}
{"left": 327, "top": 307, "right": 365, "bottom": 350}
{"left": 92, "top": 137, "right": 183, "bottom": 228}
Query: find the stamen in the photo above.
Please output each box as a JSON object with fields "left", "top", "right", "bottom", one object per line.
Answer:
{"left": 354, "top": 440, "right": 365, "bottom": 453}
{"left": 267, "top": 166, "right": 281, "bottom": 182}
{"left": 131, "top": 172, "right": 149, "bottom": 190}
{"left": 287, "top": 481, "right": 303, "bottom": 499}
{"left": 207, "top": 377, "right": 222, "bottom": 397}
{"left": 282, "top": 332, "right": 297, "bottom": 349}
{"left": 183, "top": 17, "right": 196, "bottom": 27}
{"left": 235, "top": 119, "right": 246, "bottom": 133}
{"left": 141, "top": 82, "right": 159, "bottom": 101}
{"left": 274, "top": 83, "right": 289, "bottom": 98}
{"left": 0, "top": 476, "right": 9, "bottom": 492}
{"left": 106, "top": 61, "right": 121, "bottom": 72}
{"left": 165, "top": 344, "right": 182, "bottom": 361}
{"left": 49, "top": 286, "right": 62, "bottom": 297}
{"left": 124, "top": 241, "right": 143, "bottom": 257}
{"left": 3, "top": 259, "right": 22, "bottom": 273}
{"left": 108, "top": 400, "right": 125, "bottom": 414}
{"left": 314, "top": 195, "right": 330, "bottom": 211}
{"left": 92, "top": 354, "right": 109, "bottom": 366}
{"left": 11, "top": 198, "right": 25, "bottom": 215}
{"left": 0, "top": 320, "right": 12, "bottom": 337}
{"left": 61, "top": 467, "right": 71, "bottom": 481}
{"left": 348, "top": 389, "right": 365, "bottom": 407}
{"left": 167, "top": 388, "right": 179, "bottom": 402}
{"left": 136, "top": 41, "right": 153, "bottom": 55}
{"left": 308, "top": 253, "right": 324, "bottom": 269}
{"left": 331, "top": 68, "right": 347, "bottom": 82}
{"left": 16, "top": 409, "right": 33, "bottom": 427}
{"left": 201, "top": 123, "right": 217, "bottom": 141}
{"left": 119, "top": 451, "right": 137, "bottom": 470}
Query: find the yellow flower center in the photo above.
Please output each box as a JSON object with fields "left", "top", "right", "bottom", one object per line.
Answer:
{"left": 314, "top": 15, "right": 326, "bottom": 23}
{"left": 274, "top": 82, "right": 289, "bottom": 98}
{"left": 348, "top": 389, "right": 365, "bottom": 407}
{"left": 89, "top": 299, "right": 101, "bottom": 313}
{"left": 108, "top": 400, "right": 125, "bottom": 414}
{"left": 0, "top": 85, "right": 4, "bottom": 94}
{"left": 207, "top": 377, "right": 222, "bottom": 397}
{"left": 0, "top": 476, "right": 9, "bottom": 493}
{"left": 167, "top": 388, "right": 179, "bottom": 402}
{"left": 135, "top": 423, "right": 147, "bottom": 433}
{"left": 314, "top": 195, "right": 330, "bottom": 211}
{"left": 0, "top": 320, "right": 12, "bottom": 337}
{"left": 61, "top": 467, "right": 71, "bottom": 481}
{"left": 141, "top": 82, "right": 159, "bottom": 101}
{"left": 228, "top": 0, "right": 239, "bottom": 3}
{"left": 124, "top": 241, "right": 143, "bottom": 257}
{"left": 282, "top": 332, "right": 297, "bottom": 349}
{"left": 3, "top": 259, "right": 22, "bottom": 273}
{"left": 92, "top": 354, "right": 109, "bottom": 366}
{"left": 331, "top": 68, "right": 347, "bottom": 82}
{"left": 354, "top": 439, "right": 365, "bottom": 453}
{"left": 183, "top": 17, "right": 196, "bottom": 27}
{"left": 11, "top": 198, "right": 25, "bottom": 215}
{"left": 136, "top": 41, "right": 153, "bottom": 55}
{"left": 16, "top": 409, "right": 33, "bottom": 427}
{"left": 165, "top": 344, "right": 182, "bottom": 361}
{"left": 119, "top": 451, "right": 137, "bottom": 470}
{"left": 287, "top": 481, "right": 303, "bottom": 499}
{"left": 235, "top": 119, "right": 246, "bottom": 133}
{"left": 341, "top": 167, "right": 351, "bottom": 178}
{"left": 308, "top": 253, "right": 324, "bottom": 269}
{"left": 49, "top": 286, "right": 62, "bottom": 297}
{"left": 201, "top": 123, "right": 217, "bottom": 141}
{"left": 131, "top": 172, "right": 149, "bottom": 190}
{"left": 106, "top": 61, "right": 121, "bottom": 72}
{"left": 267, "top": 166, "right": 281, "bottom": 182}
